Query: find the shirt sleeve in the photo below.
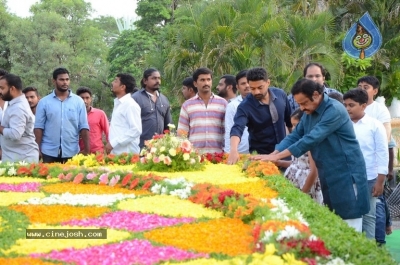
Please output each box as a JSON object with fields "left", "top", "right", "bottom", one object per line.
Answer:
{"left": 34, "top": 100, "right": 46, "bottom": 129}
{"left": 230, "top": 104, "right": 247, "bottom": 138}
{"left": 109, "top": 103, "right": 142, "bottom": 148}
{"left": 3, "top": 108, "right": 28, "bottom": 141}
{"left": 164, "top": 103, "right": 173, "bottom": 130}
{"left": 100, "top": 111, "right": 110, "bottom": 142}
{"left": 287, "top": 105, "right": 344, "bottom": 157}
{"left": 78, "top": 101, "right": 89, "bottom": 131}
{"left": 177, "top": 104, "right": 189, "bottom": 134}
{"left": 375, "top": 121, "right": 389, "bottom": 175}
{"left": 224, "top": 102, "right": 236, "bottom": 152}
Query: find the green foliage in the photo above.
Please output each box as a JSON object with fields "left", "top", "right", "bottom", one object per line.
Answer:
{"left": 265, "top": 175, "right": 397, "bottom": 265}
{"left": 107, "top": 29, "right": 156, "bottom": 81}
{"left": 135, "top": 0, "right": 173, "bottom": 33}
{"left": 0, "top": 207, "right": 31, "bottom": 256}
{"left": 340, "top": 53, "right": 373, "bottom": 93}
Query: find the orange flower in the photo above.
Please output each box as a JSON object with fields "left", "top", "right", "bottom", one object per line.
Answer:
{"left": 72, "top": 173, "right": 84, "bottom": 184}
{"left": 144, "top": 218, "right": 253, "bottom": 256}
{"left": 9, "top": 205, "right": 111, "bottom": 224}
{"left": 0, "top": 257, "right": 61, "bottom": 265}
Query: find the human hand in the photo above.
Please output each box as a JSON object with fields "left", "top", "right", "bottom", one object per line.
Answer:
{"left": 372, "top": 181, "right": 384, "bottom": 197}
{"left": 250, "top": 154, "right": 279, "bottom": 162}
{"left": 227, "top": 151, "right": 240, "bottom": 165}
{"left": 105, "top": 143, "right": 113, "bottom": 154}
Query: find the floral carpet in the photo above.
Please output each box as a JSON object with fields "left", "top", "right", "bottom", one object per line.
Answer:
{"left": 0, "top": 155, "right": 397, "bottom": 265}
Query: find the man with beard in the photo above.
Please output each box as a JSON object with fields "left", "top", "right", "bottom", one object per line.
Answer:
{"left": 22, "top": 87, "right": 40, "bottom": 115}
{"left": 0, "top": 69, "right": 9, "bottom": 160}
{"left": 216, "top": 74, "right": 237, "bottom": 102}
{"left": 132, "top": 68, "right": 172, "bottom": 149}
{"left": 34, "top": 68, "right": 89, "bottom": 163}
{"left": 77, "top": 87, "right": 109, "bottom": 154}
{"left": 0, "top": 74, "right": 39, "bottom": 162}
{"left": 227, "top": 67, "right": 292, "bottom": 164}
{"left": 178, "top": 67, "right": 227, "bottom": 153}
{"left": 106, "top": 73, "right": 141, "bottom": 155}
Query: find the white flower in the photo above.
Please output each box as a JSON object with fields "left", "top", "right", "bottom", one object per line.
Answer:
{"left": 7, "top": 167, "right": 17, "bottom": 176}
{"left": 325, "top": 257, "right": 354, "bottom": 265}
{"left": 160, "top": 146, "right": 166, "bottom": 152}
{"left": 0, "top": 168, "right": 6, "bottom": 176}
{"left": 19, "top": 193, "right": 136, "bottom": 207}
{"left": 183, "top": 153, "right": 190, "bottom": 161}
{"left": 161, "top": 187, "right": 167, "bottom": 194}
{"left": 309, "top": 234, "right": 318, "bottom": 241}
{"left": 260, "top": 230, "right": 274, "bottom": 242}
{"left": 150, "top": 183, "right": 162, "bottom": 194}
{"left": 18, "top": 161, "right": 28, "bottom": 166}
{"left": 276, "top": 225, "right": 300, "bottom": 241}
{"left": 150, "top": 147, "right": 157, "bottom": 154}
{"left": 168, "top": 123, "right": 176, "bottom": 129}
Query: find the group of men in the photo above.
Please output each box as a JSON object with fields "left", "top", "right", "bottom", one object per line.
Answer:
{"left": 0, "top": 63, "right": 393, "bottom": 245}
{"left": 0, "top": 67, "right": 172, "bottom": 164}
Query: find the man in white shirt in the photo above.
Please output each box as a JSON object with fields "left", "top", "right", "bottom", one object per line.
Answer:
{"left": 106, "top": 73, "right": 142, "bottom": 155}
{"left": 224, "top": 70, "right": 250, "bottom": 154}
{"left": 343, "top": 89, "right": 388, "bottom": 239}
{"left": 357, "top": 76, "right": 392, "bottom": 244}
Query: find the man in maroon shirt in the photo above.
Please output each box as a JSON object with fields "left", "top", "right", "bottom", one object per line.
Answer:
{"left": 77, "top": 87, "right": 109, "bottom": 154}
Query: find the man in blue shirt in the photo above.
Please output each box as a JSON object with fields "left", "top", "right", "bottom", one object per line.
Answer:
{"left": 253, "top": 79, "right": 369, "bottom": 230}
{"left": 227, "top": 67, "right": 292, "bottom": 164}
{"left": 34, "top": 68, "right": 90, "bottom": 163}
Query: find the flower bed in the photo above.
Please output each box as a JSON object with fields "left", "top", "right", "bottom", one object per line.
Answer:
{"left": 0, "top": 159, "right": 396, "bottom": 265}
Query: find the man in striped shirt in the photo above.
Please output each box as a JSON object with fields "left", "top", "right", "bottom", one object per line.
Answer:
{"left": 178, "top": 68, "right": 227, "bottom": 154}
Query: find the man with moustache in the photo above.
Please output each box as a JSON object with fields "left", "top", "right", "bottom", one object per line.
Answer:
{"left": 224, "top": 70, "right": 251, "bottom": 154}
{"left": 0, "top": 74, "right": 39, "bottom": 162}
{"left": 132, "top": 68, "right": 172, "bottom": 149}
{"left": 106, "top": 73, "right": 141, "bottom": 155}
{"left": 22, "top": 87, "right": 40, "bottom": 115}
{"left": 227, "top": 67, "right": 292, "bottom": 164}
{"left": 34, "top": 68, "right": 89, "bottom": 163}
{"left": 252, "top": 79, "right": 369, "bottom": 231}
{"left": 216, "top": 74, "right": 237, "bottom": 102}
{"left": 178, "top": 67, "right": 227, "bottom": 153}
{"left": 77, "top": 87, "right": 109, "bottom": 154}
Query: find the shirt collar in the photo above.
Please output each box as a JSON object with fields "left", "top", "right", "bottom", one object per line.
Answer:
{"left": 117, "top": 93, "right": 132, "bottom": 104}
{"left": 52, "top": 89, "right": 72, "bottom": 98}
{"left": 8, "top": 94, "right": 25, "bottom": 106}
{"left": 194, "top": 93, "right": 216, "bottom": 100}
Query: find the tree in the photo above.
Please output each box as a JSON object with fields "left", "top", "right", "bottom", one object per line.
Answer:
{"left": 0, "top": 0, "right": 13, "bottom": 70}
{"left": 107, "top": 29, "right": 156, "bottom": 81}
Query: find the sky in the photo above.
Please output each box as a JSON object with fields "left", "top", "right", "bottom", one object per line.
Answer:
{"left": 6, "top": 0, "right": 138, "bottom": 18}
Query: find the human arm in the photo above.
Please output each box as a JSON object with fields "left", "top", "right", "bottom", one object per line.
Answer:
{"left": 301, "top": 152, "right": 318, "bottom": 193}
{"left": 101, "top": 111, "right": 110, "bottom": 144}
{"left": 224, "top": 102, "right": 236, "bottom": 153}
{"left": 80, "top": 129, "right": 90, "bottom": 155}
{"left": 227, "top": 136, "right": 241, "bottom": 164}
{"left": 1, "top": 110, "right": 28, "bottom": 140}
{"left": 372, "top": 174, "right": 386, "bottom": 197}
{"left": 251, "top": 149, "right": 292, "bottom": 162}
{"left": 372, "top": 122, "right": 389, "bottom": 196}
{"left": 164, "top": 101, "right": 173, "bottom": 130}
{"left": 177, "top": 105, "right": 189, "bottom": 137}
{"left": 274, "top": 159, "right": 292, "bottom": 169}
{"left": 383, "top": 122, "right": 391, "bottom": 143}
{"left": 34, "top": 128, "right": 43, "bottom": 158}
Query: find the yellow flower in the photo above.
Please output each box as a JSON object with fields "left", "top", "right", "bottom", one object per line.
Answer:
{"left": 146, "top": 153, "right": 153, "bottom": 160}
{"left": 160, "top": 146, "right": 166, "bottom": 152}
{"left": 265, "top": 243, "right": 277, "bottom": 255}
{"left": 159, "top": 154, "right": 165, "bottom": 161}
{"left": 282, "top": 253, "right": 307, "bottom": 265}
{"left": 117, "top": 195, "right": 223, "bottom": 218}
{"left": 169, "top": 148, "right": 176, "bottom": 157}
{"left": 0, "top": 192, "right": 45, "bottom": 206}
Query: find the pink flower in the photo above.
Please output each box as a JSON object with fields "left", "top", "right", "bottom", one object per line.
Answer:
{"left": 99, "top": 173, "right": 109, "bottom": 185}
{"left": 64, "top": 173, "right": 73, "bottom": 181}
{"left": 109, "top": 175, "right": 120, "bottom": 187}
{"left": 163, "top": 156, "right": 172, "bottom": 165}
{"left": 180, "top": 140, "right": 192, "bottom": 153}
{"left": 152, "top": 156, "right": 160, "bottom": 164}
{"left": 0, "top": 182, "right": 41, "bottom": 192}
{"left": 73, "top": 173, "right": 84, "bottom": 184}
{"left": 140, "top": 157, "right": 147, "bottom": 164}
{"left": 57, "top": 173, "right": 65, "bottom": 180}
{"left": 86, "top": 172, "right": 97, "bottom": 180}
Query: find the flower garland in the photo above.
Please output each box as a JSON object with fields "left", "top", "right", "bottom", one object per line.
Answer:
{"left": 0, "top": 182, "right": 41, "bottom": 192}
{"left": 245, "top": 160, "right": 280, "bottom": 177}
